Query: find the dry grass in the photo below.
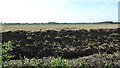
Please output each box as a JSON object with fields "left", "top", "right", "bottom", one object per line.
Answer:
{"left": 1, "top": 24, "right": 119, "bottom": 32}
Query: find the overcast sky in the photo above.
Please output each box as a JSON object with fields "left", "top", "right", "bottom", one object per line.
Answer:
{"left": 0, "top": 0, "right": 119, "bottom": 23}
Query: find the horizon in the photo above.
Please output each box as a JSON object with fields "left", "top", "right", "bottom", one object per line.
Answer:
{"left": 0, "top": 0, "right": 119, "bottom": 23}
{"left": 1, "top": 21, "right": 119, "bottom": 24}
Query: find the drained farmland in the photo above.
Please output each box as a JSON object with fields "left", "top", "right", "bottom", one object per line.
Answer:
{"left": 1, "top": 24, "right": 120, "bottom": 68}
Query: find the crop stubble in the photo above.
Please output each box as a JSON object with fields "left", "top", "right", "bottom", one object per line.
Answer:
{"left": 2, "top": 24, "right": 119, "bottom": 31}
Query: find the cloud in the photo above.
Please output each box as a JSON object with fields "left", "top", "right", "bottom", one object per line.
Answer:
{"left": 0, "top": 0, "right": 118, "bottom": 23}
{"left": 70, "top": 0, "right": 119, "bottom": 2}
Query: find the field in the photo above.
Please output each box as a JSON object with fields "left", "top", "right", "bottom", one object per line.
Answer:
{"left": 1, "top": 23, "right": 120, "bottom": 68}
{"left": 1, "top": 24, "right": 119, "bottom": 31}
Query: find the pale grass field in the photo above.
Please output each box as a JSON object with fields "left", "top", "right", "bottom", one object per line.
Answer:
{"left": 1, "top": 24, "right": 119, "bottom": 32}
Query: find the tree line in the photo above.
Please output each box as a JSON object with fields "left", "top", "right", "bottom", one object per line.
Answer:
{"left": 1, "top": 21, "right": 120, "bottom": 25}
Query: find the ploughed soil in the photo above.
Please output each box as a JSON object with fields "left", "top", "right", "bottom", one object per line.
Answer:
{"left": 2, "top": 28, "right": 120, "bottom": 59}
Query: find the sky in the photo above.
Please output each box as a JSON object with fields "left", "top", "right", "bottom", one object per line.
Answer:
{"left": 0, "top": 0, "right": 119, "bottom": 23}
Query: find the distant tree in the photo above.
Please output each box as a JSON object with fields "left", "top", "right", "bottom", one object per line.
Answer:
{"left": 48, "top": 22, "right": 57, "bottom": 24}
{"left": 102, "top": 21, "right": 113, "bottom": 24}
{"left": 0, "top": 22, "right": 2, "bottom": 24}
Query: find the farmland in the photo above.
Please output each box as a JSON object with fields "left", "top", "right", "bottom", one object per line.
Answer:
{"left": 1, "top": 24, "right": 119, "bottom": 32}
{"left": 1, "top": 23, "right": 120, "bottom": 68}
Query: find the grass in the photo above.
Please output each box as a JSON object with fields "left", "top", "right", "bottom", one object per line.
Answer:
{"left": 0, "top": 43, "right": 2, "bottom": 68}
{"left": 3, "top": 53, "right": 120, "bottom": 68}
{"left": 1, "top": 24, "right": 119, "bottom": 32}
